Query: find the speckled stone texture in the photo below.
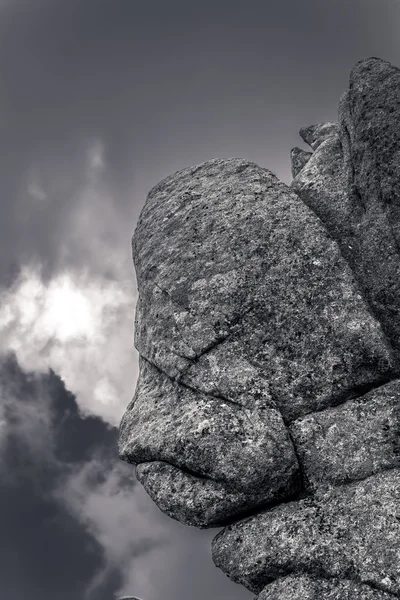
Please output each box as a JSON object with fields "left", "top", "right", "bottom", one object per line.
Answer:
{"left": 290, "top": 147, "right": 312, "bottom": 178}
{"left": 119, "top": 156, "right": 396, "bottom": 529}
{"left": 292, "top": 57, "right": 400, "bottom": 359}
{"left": 256, "top": 574, "right": 394, "bottom": 600}
{"left": 120, "top": 356, "right": 300, "bottom": 528}
{"left": 212, "top": 469, "right": 400, "bottom": 596}
{"left": 289, "top": 379, "right": 400, "bottom": 492}
{"left": 119, "top": 56, "right": 400, "bottom": 600}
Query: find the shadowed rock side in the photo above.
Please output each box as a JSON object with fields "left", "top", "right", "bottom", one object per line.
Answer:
{"left": 257, "top": 574, "right": 394, "bottom": 600}
{"left": 291, "top": 57, "right": 400, "bottom": 361}
{"left": 119, "top": 56, "right": 400, "bottom": 600}
{"left": 290, "top": 147, "right": 312, "bottom": 178}
{"left": 299, "top": 122, "right": 339, "bottom": 149}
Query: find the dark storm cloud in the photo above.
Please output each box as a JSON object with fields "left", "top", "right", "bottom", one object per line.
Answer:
{"left": 0, "top": 351, "right": 197, "bottom": 600}
{"left": 0, "top": 352, "right": 128, "bottom": 599}
{"left": 0, "top": 351, "right": 248, "bottom": 600}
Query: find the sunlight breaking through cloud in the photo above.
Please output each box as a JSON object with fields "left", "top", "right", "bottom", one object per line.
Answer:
{"left": 0, "top": 263, "right": 137, "bottom": 426}
{"left": 0, "top": 138, "right": 139, "bottom": 427}
{"left": 53, "top": 453, "right": 170, "bottom": 600}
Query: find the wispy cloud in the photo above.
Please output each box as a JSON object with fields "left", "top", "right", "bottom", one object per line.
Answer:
{"left": 0, "top": 134, "right": 171, "bottom": 599}
{"left": 53, "top": 452, "right": 171, "bottom": 599}
{"left": 26, "top": 172, "right": 48, "bottom": 208}
{"left": 0, "top": 359, "right": 55, "bottom": 474}
{"left": 0, "top": 140, "right": 137, "bottom": 427}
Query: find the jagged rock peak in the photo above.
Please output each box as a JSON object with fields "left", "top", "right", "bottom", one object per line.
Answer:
{"left": 299, "top": 121, "right": 338, "bottom": 150}
{"left": 292, "top": 56, "right": 400, "bottom": 361}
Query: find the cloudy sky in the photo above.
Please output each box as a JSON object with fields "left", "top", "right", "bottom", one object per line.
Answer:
{"left": 0, "top": 1, "right": 398, "bottom": 599}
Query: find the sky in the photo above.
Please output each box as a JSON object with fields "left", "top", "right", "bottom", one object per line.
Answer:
{"left": 0, "top": 1, "right": 398, "bottom": 599}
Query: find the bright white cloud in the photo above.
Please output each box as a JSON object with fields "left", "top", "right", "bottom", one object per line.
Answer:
{"left": 0, "top": 262, "right": 137, "bottom": 426}
{"left": 42, "top": 275, "right": 95, "bottom": 341}
{"left": 0, "top": 139, "right": 138, "bottom": 426}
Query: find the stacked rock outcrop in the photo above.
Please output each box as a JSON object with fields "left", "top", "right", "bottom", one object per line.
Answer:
{"left": 119, "top": 57, "right": 400, "bottom": 599}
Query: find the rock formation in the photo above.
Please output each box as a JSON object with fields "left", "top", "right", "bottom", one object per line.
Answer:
{"left": 119, "top": 57, "right": 400, "bottom": 599}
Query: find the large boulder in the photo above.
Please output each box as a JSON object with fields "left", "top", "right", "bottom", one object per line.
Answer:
{"left": 212, "top": 468, "right": 400, "bottom": 596}
{"left": 256, "top": 574, "right": 393, "bottom": 600}
{"left": 119, "top": 57, "right": 400, "bottom": 600}
{"left": 291, "top": 57, "right": 400, "bottom": 359}
{"left": 119, "top": 157, "right": 395, "bottom": 528}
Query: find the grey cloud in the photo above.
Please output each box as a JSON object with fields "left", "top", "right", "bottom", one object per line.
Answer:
{"left": 0, "top": 352, "right": 160, "bottom": 600}
{"left": 0, "top": 0, "right": 395, "bottom": 286}
{"left": 0, "top": 352, "right": 250, "bottom": 600}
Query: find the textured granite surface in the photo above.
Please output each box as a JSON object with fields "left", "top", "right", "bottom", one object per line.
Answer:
{"left": 119, "top": 57, "right": 400, "bottom": 599}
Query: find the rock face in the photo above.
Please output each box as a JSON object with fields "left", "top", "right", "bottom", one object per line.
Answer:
{"left": 119, "top": 156, "right": 396, "bottom": 528}
{"left": 212, "top": 469, "right": 400, "bottom": 596}
{"left": 119, "top": 57, "right": 400, "bottom": 599}
{"left": 292, "top": 57, "right": 400, "bottom": 360}
{"left": 257, "top": 574, "right": 394, "bottom": 600}
{"left": 289, "top": 379, "right": 400, "bottom": 492}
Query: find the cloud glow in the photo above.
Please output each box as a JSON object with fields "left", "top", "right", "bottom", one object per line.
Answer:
{"left": 42, "top": 275, "right": 95, "bottom": 341}
{"left": 0, "top": 139, "right": 139, "bottom": 426}
{"left": 0, "top": 263, "right": 137, "bottom": 426}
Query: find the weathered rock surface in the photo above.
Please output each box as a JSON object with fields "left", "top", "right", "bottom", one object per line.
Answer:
{"left": 289, "top": 379, "right": 400, "bottom": 492}
{"left": 257, "top": 573, "right": 393, "bottom": 600}
{"left": 292, "top": 57, "right": 400, "bottom": 359}
{"left": 212, "top": 468, "right": 400, "bottom": 596}
{"left": 119, "top": 56, "right": 400, "bottom": 600}
{"left": 130, "top": 157, "right": 395, "bottom": 423}
{"left": 119, "top": 357, "right": 300, "bottom": 528}
{"left": 119, "top": 156, "right": 396, "bottom": 528}
{"left": 290, "top": 147, "right": 312, "bottom": 178}
{"left": 290, "top": 125, "right": 348, "bottom": 246}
